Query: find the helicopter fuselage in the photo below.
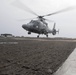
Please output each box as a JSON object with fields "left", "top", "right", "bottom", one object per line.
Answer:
{"left": 22, "top": 20, "right": 51, "bottom": 35}
{"left": 12, "top": 0, "right": 72, "bottom": 37}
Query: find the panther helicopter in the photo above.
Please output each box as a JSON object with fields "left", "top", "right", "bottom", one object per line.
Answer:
{"left": 12, "top": 0, "right": 74, "bottom": 38}
{"left": 22, "top": 16, "right": 58, "bottom": 38}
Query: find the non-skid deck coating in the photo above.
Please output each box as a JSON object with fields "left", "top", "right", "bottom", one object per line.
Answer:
{"left": 0, "top": 37, "right": 76, "bottom": 75}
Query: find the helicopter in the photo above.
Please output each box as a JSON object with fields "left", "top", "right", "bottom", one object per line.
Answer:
{"left": 12, "top": 0, "right": 74, "bottom": 38}
{"left": 22, "top": 19, "right": 58, "bottom": 38}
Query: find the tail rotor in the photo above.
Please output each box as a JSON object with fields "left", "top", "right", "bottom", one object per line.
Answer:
{"left": 52, "top": 23, "right": 59, "bottom": 35}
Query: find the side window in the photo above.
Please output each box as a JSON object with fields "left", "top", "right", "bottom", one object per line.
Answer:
{"left": 33, "top": 25, "right": 38, "bottom": 28}
{"left": 36, "top": 25, "right": 39, "bottom": 28}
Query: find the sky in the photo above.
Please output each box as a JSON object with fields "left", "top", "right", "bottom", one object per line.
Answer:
{"left": 0, "top": 0, "right": 76, "bottom": 38}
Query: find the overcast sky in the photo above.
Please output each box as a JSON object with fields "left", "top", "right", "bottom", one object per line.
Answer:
{"left": 0, "top": 0, "right": 76, "bottom": 38}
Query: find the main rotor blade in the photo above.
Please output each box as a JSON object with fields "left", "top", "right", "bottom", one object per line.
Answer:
{"left": 45, "top": 19, "right": 55, "bottom": 22}
{"left": 17, "top": 17, "right": 36, "bottom": 21}
{"left": 43, "top": 7, "right": 75, "bottom": 17}
{"left": 11, "top": 0, "right": 38, "bottom": 16}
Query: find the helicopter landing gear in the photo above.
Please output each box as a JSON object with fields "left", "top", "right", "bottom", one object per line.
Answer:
{"left": 46, "top": 34, "right": 48, "bottom": 37}
{"left": 37, "top": 35, "right": 40, "bottom": 38}
{"left": 28, "top": 31, "right": 31, "bottom": 34}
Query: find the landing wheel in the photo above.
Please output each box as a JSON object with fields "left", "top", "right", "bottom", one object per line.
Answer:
{"left": 37, "top": 35, "right": 39, "bottom": 38}
{"left": 28, "top": 31, "right": 31, "bottom": 34}
{"left": 46, "top": 35, "right": 48, "bottom": 37}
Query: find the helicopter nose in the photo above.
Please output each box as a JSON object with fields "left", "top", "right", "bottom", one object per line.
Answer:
{"left": 22, "top": 24, "right": 25, "bottom": 28}
{"left": 22, "top": 24, "right": 28, "bottom": 30}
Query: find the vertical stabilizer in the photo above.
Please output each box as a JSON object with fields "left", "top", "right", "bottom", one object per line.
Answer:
{"left": 53, "top": 23, "right": 56, "bottom": 30}
{"left": 52, "top": 23, "right": 59, "bottom": 35}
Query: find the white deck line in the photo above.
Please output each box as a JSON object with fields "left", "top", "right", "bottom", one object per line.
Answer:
{"left": 53, "top": 48, "right": 76, "bottom": 75}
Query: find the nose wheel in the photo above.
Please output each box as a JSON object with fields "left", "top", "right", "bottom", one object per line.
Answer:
{"left": 28, "top": 31, "right": 31, "bottom": 34}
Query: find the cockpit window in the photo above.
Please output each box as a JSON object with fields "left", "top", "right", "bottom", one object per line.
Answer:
{"left": 30, "top": 20, "right": 35, "bottom": 23}
{"left": 30, "top": 20, "right": 40, "bottom": 25}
